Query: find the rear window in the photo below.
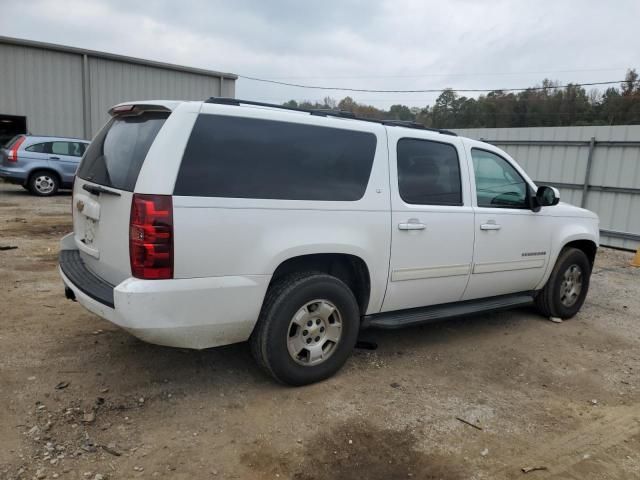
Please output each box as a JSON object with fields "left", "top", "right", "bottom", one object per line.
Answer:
{"left": 4, "top": 135, "right": 24, "bottom": 149}
{"left": 174, "top": 114, "right": 377, "bottom": 201}
{"left": 77, "top": 112, "right": 168, "bottom": 191}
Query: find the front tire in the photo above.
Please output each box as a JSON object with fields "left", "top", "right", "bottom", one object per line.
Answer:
{"left": 28, "top": 171, "right": 59, "bottom": 196}
{"left": 250, "top": 272, "right": 360, "bottom": 386}
{"left": 535, "top": 247, "right": 591, "bottom": 319}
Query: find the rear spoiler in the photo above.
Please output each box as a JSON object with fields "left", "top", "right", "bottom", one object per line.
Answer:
{"left": 108, "top": 101, "right": 180, "bottom": 116}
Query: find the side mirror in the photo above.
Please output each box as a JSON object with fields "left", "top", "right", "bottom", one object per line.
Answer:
{"left": 534, "top": 185, "right": 560, "bottom": 210}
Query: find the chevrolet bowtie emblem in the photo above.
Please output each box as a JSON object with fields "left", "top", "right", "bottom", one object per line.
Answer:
{"left": 76, "top": 200, "right": 85, "bottom": 212}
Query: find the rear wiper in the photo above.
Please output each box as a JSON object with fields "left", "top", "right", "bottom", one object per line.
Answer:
{"left": 82, "top": 184, "right": 121, "bottom": 196}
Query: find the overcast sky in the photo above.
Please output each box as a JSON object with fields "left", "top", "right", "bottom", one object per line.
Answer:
{"left": 1, "top": 0, "right": 638, "bottom": 108}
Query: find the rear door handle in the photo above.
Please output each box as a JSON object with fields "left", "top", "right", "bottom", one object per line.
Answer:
{"left": 398, "top": 222, "right": 426, "bottom": 231}
{"left": 49, "top": 156, "right": 60, "bottom": 160}
{"left": 480, "top": 223, "right": 502, "bottom": 230}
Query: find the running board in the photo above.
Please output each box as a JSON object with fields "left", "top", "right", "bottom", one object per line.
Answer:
{"left": 363, "top": 292, "right": 535, "bottom": 330}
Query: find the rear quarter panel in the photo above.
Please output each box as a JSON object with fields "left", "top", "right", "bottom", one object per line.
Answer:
{"left": 4, "top": 144, "right": 50, "bottom": 181}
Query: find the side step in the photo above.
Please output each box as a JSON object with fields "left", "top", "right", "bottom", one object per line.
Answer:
{"left": 363, "top": 292, "right": 535, "bottom": 330}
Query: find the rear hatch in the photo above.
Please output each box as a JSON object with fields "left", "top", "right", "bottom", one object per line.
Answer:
{"left": 73, "top": 106, "right": 171, "bottom": 285}
{"left": 1, "top": 135, "right": 24, "bottom": 165}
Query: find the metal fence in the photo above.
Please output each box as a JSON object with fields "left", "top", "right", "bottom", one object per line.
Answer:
{"left": 454, "top": 125, "right": 640, "bottom": 251}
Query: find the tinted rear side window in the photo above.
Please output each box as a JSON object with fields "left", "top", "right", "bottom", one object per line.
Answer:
{"left": 397, "top": 138, "right": 462, "bottom": 206}
{"left": 77, "top": 112, "right": 168, "bottom": 191}
{"left": 174, "top": 114, "right": 377, "bottom": 200}
{"left": 25, "top": 142, "right": 50, "bottom": 153}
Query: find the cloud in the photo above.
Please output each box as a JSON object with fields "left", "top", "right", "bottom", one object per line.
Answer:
{"left": 1, "top": 0, "right": 638, "bottom": 108}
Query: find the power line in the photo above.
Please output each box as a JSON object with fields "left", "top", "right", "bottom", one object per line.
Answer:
{"left": 257, "top": 94, "right": 640, "bottom": 105}
{"left": 237, "top": 76, "right": 627, "bottom": 94}
{"left": 263, "top": 67, "right": 629, "bottom": 80}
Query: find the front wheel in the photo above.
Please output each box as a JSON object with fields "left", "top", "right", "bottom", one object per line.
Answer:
{"left": 250, "top": 272, "right": 360, "bottom": 386}
{"left": 535, "top": 247, "right": 591, "bottom": 319}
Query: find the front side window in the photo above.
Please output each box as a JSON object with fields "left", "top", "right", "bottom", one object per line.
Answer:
{"left": 175, "top": 115, "right": 377, "bottom": 201}
{"left": 472, "top": 148, "right": 528, "bottom": 208}
{"left": 397, "top": 138, "right": 462, "bottom": 206}
{"left": 66, "top": 142, "right": 87, "bottom": 157}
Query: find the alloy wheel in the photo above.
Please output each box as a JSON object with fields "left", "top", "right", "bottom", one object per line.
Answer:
{"left": 34, "top": 175, "right": 55, "bottom": 194}
{"left": 287, "top": 299, "right": 343, "bottom": 366}
{"left": 560, "top": 264, "right": 583, "bottom": 307}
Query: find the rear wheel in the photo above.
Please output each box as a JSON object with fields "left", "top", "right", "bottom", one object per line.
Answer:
{"left": 250, "top": 272, "right": 360, "bottom": 386}
{"left": 28, "top": 171, "right": 59, "bottom": 196}
{"left": 535, "top": 247, "right": 591, "bottom": 319}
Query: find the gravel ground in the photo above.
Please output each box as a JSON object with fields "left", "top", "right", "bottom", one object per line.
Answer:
{"left": 1, "top": 182, "right": 639, "bottom": 480}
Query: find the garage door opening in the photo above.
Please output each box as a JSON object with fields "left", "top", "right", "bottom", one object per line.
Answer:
{"left": 0, "top": 114, "right": 27, "bottom": 147}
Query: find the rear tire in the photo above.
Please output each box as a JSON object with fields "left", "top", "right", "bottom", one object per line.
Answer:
{"left": 28, "top": 171, "right": 59, "bottom": 196}
{"left": 535, "top": 247, "right": 591, "bottom": 319}
{"left": 250, "top": 272, "right": 360, "bottom": 386}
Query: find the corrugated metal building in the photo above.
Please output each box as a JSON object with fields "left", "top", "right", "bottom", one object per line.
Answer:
{"left": 0, "top": 36, "right": 236, "bottom": 143}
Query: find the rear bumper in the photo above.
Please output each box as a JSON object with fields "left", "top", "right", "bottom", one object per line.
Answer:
{"left": 60, "top": 249, "right": 115, "bottom": 307}
{"left": 0, "top": 166, "right": 27, "bottom": 183}
{"left": 58, "top": 234, "right": 271, "bottom": 349}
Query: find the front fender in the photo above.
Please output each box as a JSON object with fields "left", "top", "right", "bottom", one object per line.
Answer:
{"left": 534, "top": 218, "right": 599, "bottom": 290}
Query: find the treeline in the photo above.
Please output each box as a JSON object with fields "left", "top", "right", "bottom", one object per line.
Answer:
{"left": 283, "top": 69, "right": 640, "bottom": 128}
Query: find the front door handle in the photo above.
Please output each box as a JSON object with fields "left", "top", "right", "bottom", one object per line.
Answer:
{"left": 49, "top": 156, "right": 60, "bottom": 160}
{"left": 399, "top": 222, "right": 426, "bottom": 231}
{"left": 480, "top": 223, "right": 502, "bottom": 230}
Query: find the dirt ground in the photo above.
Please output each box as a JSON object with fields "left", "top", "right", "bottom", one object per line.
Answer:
{"left": 0, "top": 181, "right": 639, "bottom": 480}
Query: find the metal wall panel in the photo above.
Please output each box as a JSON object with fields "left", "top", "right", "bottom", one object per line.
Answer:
{"left": 455, "top": 125, "right": 640, "bottom": 250}
{"left": 88, "top": 57, "right": 222, "bottom": 134}
{"left": 0, "top": 37, "right": 236, "bottom": 140}
{"left": 0, "top": 43, "right": 85, "bottom": 138}
{"left": 221, "top": 76, "right": 235, "bottom": 98}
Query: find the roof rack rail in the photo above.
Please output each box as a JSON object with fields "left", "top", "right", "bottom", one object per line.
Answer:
{"left": 427, "top": 127, "right": 458, "bottom": 136}
{"left": 204, "top": 97, "right": 457, "bottom": 136}
{"left": 204, "top": 97, "right": 356, "bottom": 119}
{"left": 310, "top": 109, "right": 356, "bottom": 119}
{"left": 382, "top": 120, "right": 458, "bottom": 136}
{"left": 383, "top": 120, "right": 422, "bottom": 128}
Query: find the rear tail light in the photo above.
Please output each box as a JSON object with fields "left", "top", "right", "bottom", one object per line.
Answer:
{"left": 8, "top": 136, "right": 26, "bottom": 162}
{"left": 129, "top": 194, "right": 173, "bottom": 280}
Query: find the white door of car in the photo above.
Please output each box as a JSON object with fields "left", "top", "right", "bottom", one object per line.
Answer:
{"left": 463, "top": 143, "right": 551, "bottom": 300}
{"left": 381, "top": 130, "right": 475, "bottom": 312}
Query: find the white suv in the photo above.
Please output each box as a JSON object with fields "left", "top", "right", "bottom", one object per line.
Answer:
{"left": 59, "top": 98, "right": 599, "bottom": 385}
